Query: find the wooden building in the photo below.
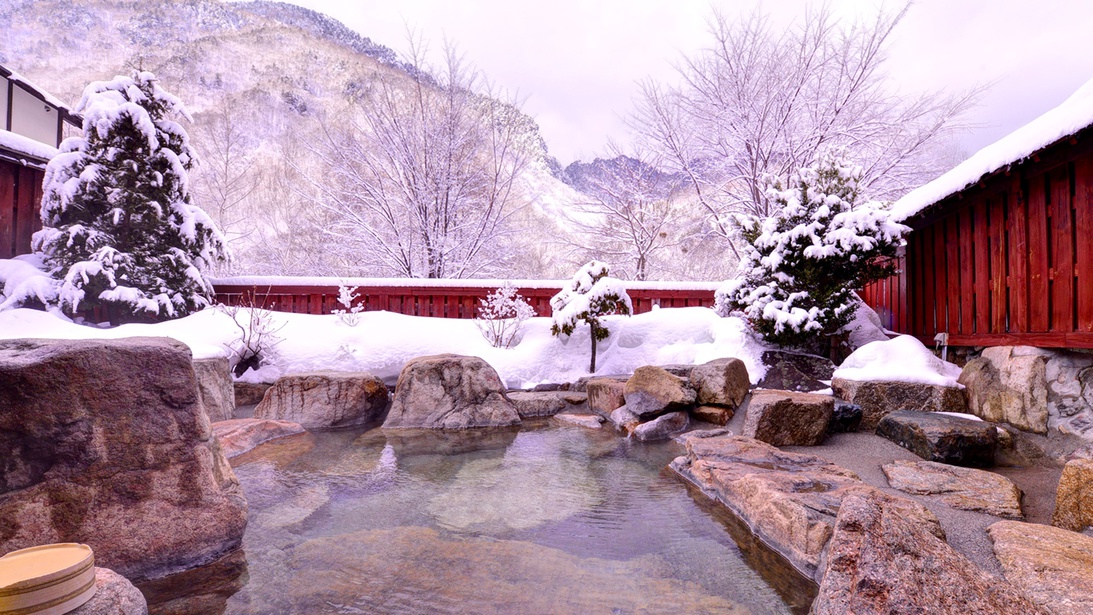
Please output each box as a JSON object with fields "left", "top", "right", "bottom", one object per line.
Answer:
{"left": 862, "top": 80, "right": 1093, "bottom": 349}
{"left": 0, "top": 65, "right": 80, "bottom": 258}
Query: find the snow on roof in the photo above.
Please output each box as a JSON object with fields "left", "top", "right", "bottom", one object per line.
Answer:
{"left": 1, "top": 65, "right": 75, "bottom": 115}
{"left": 0, "top": 128, "right": 58, "bottom": 163}
{"left": 891, "top": 76, "right": 1093, "bottom": 222}
{"left": 210, "top": 276, "right": 723, "bottom": 291}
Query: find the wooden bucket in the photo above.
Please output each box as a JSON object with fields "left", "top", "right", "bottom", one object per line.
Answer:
{"left": 0, "top": 544, "right": 96, "bottom": 615}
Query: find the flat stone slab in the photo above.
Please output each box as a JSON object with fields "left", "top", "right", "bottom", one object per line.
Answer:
{"left": 551, "top": 413, "right": 603, "bottom": 429}
{"left": 882, "top": 460, "right": 1024, "bottom": 519}
{"left": 671, "top": 431, "right": 943, "bottom": 580}
{"left": 876, "top": 409, "right": 997, "bottom": 467}
{"left": 989, "top": 520, "right": 1093, "bottom": 615}
{"left": 213, "top": 418, "right": 306, "bottom": 458}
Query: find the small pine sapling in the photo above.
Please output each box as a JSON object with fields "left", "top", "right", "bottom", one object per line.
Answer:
{"left": 476, "top": 281, "right": 535, "bottom": 348}
{"left": 332, "top": 284, "right": 364, "bottom": 326}
{"left": 551, "top": 261, "right": 632, "bottom": 372}
{"left": 715, "top": 150, "right": 907, "bottom": 351}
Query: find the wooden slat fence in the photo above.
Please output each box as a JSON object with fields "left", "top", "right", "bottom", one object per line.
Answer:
{"left": 862, "top": 144, "right": 1093, "bottom": 349}
{"left": 212, "top": 280, "right": 719, "bottom": 319}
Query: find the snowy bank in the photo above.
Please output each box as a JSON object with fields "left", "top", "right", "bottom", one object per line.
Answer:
{"left": 832, "top": 335, "right": 963, "bottom": 388}
{"left": 0, "top": 306, "right": 768, "bottom": 389}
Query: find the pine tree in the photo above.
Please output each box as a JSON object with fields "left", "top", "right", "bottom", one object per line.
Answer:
{"left": 715, "top": 150, "right": 907, "bottom": 350}
{"left": 33, "top": 71, "right": 227, "bottom": 322}
{"left": 551, "top": 261, "right": 632, "bottom": 372}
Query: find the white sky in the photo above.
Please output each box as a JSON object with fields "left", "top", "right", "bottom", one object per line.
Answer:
{"left": 288, "top": 0, "right": 1093, "bottom": 166}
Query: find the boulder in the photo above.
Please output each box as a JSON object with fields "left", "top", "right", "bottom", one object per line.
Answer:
{"left": 584, "top": 377, "right": 627, "bottom": 419}
{"left": 989, "top": 520, "right": 1093, "bottom": 615}
{"left": 383, "top": 354, "right": 520, "bottom": 429}
{"left": 959, "top": 346, "right": 1049, "bottom": 434}
{"left": 882, "top": 460, "right": 1024, "bottom": 518}
{"left": 688, "top": 358, "right": 750, "bottom": 408}
{"left": 213, "top": 418, "right": 306, "bottom": 458}
{"left": 623, "top": 366, "right": 696, "bottom": 419}
{"left": 757, "top": 350, "right": 835, "bottom": 392}
{"left": 658, "top": 364, "right": 696, "bottom": 378}
{"left": 876, "top": 410, "right": 997, "bottom": 467}
{"left": 831, "top": 377, "right": 967, "bottom": 431}
{"left": 608, "top": 406, "right": 641, "bottom": 434}
{"left": 0, "top": 337, "right": 248, "bottom": 581}
{"left": 530, "top": 382, "right": 570, "bottom": 392}
{"left": 828, "top": 400, "right": 863, "bottom": 434}
{"left": 812, "top": 490, "right": 1043, "bottom": 615}
{"left": 632, "top": 411, "right": 689, "bottom": 441}
{"left": 255, "top": 372, "right": 389, "bottom": 429}
{"left": 233, "top": 382, "right": 271, "bottom": 406}
{"left": 551, "top": 413, "right": 604, "bottom": 429}
{"left": 71, "top": 568, "right": 148, "bottom": 615}
{"left": 669, "top": 432, "right": 940, "bottom": 579}
{"left": 690, "top": 405, "right": 733, "bottom": 426}
{"left": 193, "top": 357, "right": 235, "bottom": 422}
{"left": 506, "top": 391, "right": 571, "bottom": 418}
{"left": 1052, "top": 458, "right": 1093, "bottom": 532}
{"left": 741, "top": 389, "right": 833, "bottom": 446}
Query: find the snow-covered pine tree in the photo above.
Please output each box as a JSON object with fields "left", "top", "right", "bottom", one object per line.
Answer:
{"left": 715, "top": 150, "right": 907, "bottom": 350}
{"left": 33, "top": 71, "right": 227, "bottom": 322}
{"left": 551, "top": 261, "right": 632, "bottom": 372}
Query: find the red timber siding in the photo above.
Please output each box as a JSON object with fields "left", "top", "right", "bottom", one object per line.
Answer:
{"left": 0, "top": 160, "right": 44, "bottom": 258}
{"left": 212, "top": 280, "right": 718, "bottom": 319}
{"left": 862, "top": 137, "right": 1093, "bottom": 349}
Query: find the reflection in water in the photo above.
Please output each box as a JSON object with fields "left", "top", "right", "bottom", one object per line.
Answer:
{"left": 149, "top": 423, "right": 803, "bottom": 614}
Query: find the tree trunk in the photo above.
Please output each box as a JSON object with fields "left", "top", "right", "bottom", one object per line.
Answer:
{"left": 589, "top": 324, "right": 598, "bottom": 373}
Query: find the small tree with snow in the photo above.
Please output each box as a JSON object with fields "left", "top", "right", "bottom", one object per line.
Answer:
{"left": 476, "top": 281, "right": 535, "bottom": 348}
{"left": 33, "top": 71, "right": 227, "bottom": 322}
{"left": 715, "top": 150, "right": 907, "bottom": 350}
{"left": 332, "top": 283, "right": 364, "bottom": 326}
{"left": 551, "top": 261, "right": 632, "bottom": 372}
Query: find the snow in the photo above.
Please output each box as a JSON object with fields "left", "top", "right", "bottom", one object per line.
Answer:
{"left": 0, "top": 129, "right": 58, "bottom": 162}
{"left": 0, "top": 305, "right": 768, "bottom": 389}
{"left": 0, "top": 254, "right": 58, "bottom": 311}
{"left": 833, "top": 335, "right": 964, "bottom": 388}
{"left": 3, "top": 68, "right": 74, "bottom": 114}
{"left": 211, "top": 275, "right": 722, "bottom": 291}
{"left": 892, "top": 76, "right": 1093, "bottom": 221}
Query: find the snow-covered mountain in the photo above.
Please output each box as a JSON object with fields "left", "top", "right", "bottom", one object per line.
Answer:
{"left": 1, "top": 0, "right": 594, "bottom": 277}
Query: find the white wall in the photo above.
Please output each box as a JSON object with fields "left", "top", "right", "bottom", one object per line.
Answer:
{"left": 9, "top": 84, "right": 58, "bottom": 146}
{"left": 0, "top": 76, "right": 9, "bottom": 131}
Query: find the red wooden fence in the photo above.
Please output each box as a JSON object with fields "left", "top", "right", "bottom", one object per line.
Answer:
{"left": 0, "top": 160, "right": 44, "bottom": 258}
{"left": 862, "top": 140, "right": 1093, "bottom": 349}
{"left": 211, "top": 278, "right": 719, "bottom": 319}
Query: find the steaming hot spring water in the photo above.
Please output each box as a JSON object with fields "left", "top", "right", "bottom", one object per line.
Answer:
{"left": 142, "top": 421, "right": 815, "bottom": 614}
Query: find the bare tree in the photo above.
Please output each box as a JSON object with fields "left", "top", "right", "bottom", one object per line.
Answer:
{"left": 191, "top": 101, "right": 263, "bottom": 245}
{"left": 306, "top": 42, "right": 530, "bottom": 278}
{"left": 633, "top": 3, "right": 979, "bottom": 255}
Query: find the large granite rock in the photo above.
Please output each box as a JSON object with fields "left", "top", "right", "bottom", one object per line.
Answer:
{"left": 632, "top": 411, "right": 689, "bottom": 441}
{"left": 831, "top": 377, "right": 967, "bottom": 431}
{"left": 741, "top": 390, "right": 833, "bottom": 446}
{"left": 1052, "top": 458, "right": 1093, "bottom": 532}
{"left": 233, "top": 382, "right": 271, "bottom": 406}
{"left": 383, "top": 355, "right": 520, "bottom": 429}
{"left": 989, "top": 520, "right": 1093, "bottom": 615}
{"left": 584, "top": 377, "right": 627, "bottom": 419}
{"left": 757, "top": 350, "right": 834, "bottom": 392}
{"left": 255, "top": 372, "right": 389, "bottom": 429}
{"left": 960, "top": 346, "right": 1049, "bottom": 434}
{"left": 876, "top": 410, "right": 997, "bottom": 467}
{"left": 213, "top": 418, "right": 306, "bottom": 458}
{"left": 882, "top": 459, "right": 1024, "bottom": 518}
{"left": 688, "top": 358, "right": 750, "bottom": 408}
{"left": 0, "top": 338, "right": 248, "bottom": 581}
{"left": 812, "top": 490, "right": 1043, "bottom": 615}
{"left": 623, "top": 366, "right": 696, "bottom": 419}
{"left": 193, "top": 357, "right": 235, "bottom": 422}
{"left": 71, "top": 567, "right": 148, "bottom": 615}
{"left": 669, "top": 432, "right": 942, "bottom": 579}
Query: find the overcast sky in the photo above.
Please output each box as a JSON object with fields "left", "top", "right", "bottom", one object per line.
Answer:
{"left": 288, "top": 0, "right": 1093, "bottom": 166}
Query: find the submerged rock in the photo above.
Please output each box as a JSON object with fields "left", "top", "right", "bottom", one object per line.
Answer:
{"left": 552, "top": 413, "right": 604, "bottom": 429}
{"left": 989, "top": 520, "right": 1093, "bottom": 615}
{"left": 812, "top": 490, "right": 1043, "bottom": 615}
{"left": 256, "top": 371, "right": 389, "bottom": 429}
{"left": 882, "top": 460, "right": 1024, "bottom": 518}
{"left": 384, "top": 354, "right": 520, "bottom": 429}
{"left": 876, "top": 410, "right": 997, "bottom": 467}
{"left": 0, "top": 337, "right": 248, "bottom": 581}
{"left": 741, "top": 390, "right": 833, "bottom": 446}
{"left": 213, "top": 418, "right": 306, "bottom": 458}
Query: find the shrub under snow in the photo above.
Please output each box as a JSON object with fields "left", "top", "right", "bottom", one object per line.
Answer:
{"left": 716, "top": 150, "right": 907, "bottom": 349}
{"left": 476, "top": 281, "right": 535, "bottom": 348}
{"left": 550, "top": 261, "right": 632, "bottom": 372}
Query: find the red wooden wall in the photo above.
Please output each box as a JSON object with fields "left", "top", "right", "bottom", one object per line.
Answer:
{"left": 0, "top": 160, "right": 44, "bottom": 258}
{"left": 862, "top": 140, "right": 1093, "bottom": 349}
{"left": 213, "top": 282, "right": 717, "bottom": 319}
